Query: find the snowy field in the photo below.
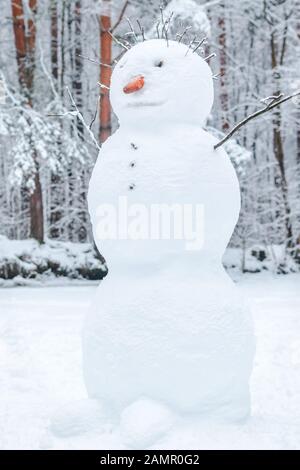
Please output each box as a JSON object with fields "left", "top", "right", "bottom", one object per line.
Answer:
{"left": 0, "top": 273, "right": 300, "bottom": 450}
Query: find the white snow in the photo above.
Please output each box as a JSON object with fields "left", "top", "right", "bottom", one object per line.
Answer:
{"left": 0, "top": 274, "right": 299, "bottom": 450}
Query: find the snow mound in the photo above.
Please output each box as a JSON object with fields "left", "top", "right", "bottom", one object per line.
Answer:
{"left": 50, "top": 399, "right": 110, "bottom": 438}
{"left": 0, "top": 236, "right": 107, "bottom": 283}
{"left": 120, "top": 398, "right": 175, "bottom": 449}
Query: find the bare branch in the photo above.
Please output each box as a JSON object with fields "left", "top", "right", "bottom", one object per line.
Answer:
{"left": 212, "top": 72, "right": 221, "bottom": 80}
{"left": 77, "top": 53, "right": 112, "bottom": 68}
{"left": 164, "top": 12, "right": 174, "bottom": 46}
{"left": 260, "top": 93, "right": 283, "bottom": 105}
{"left": 126, "top": 17, "right": 138, "bottom": 43}
{"left": 112, "top": 51, "right": 126, "bottom": 64}
{"left": 111, "top": 0, "right": 129, "bottom": 33}
{"left": 176, "top": 26, "right": 192, "bottom": 43}
{"left": 185, "top": 36, "right": 197, "bottom": 56}
{"left": 66, "top": 86, "right": 100, "bottom": 151}
{"left": 192, "top": 37, "right": 207, "bottom": 54}
{"left": 38, "top": 43, "right": 59, "bottom": 100}
{"left": 89, "top": 96, "right": 100, "bottom": 130}
{"left": 159, "top": 4, "right": 166, "bottom": 40}
{"left": 204, "top": 53, "right": 216, "bottom": 62}
{"left": 156, "top": 20, "right": 160, "bottom": 39}
{"left": 108, "top": 31, "right": 129, "bottom": 50}
{"left": 98, "top": 82, "right": 110, "bottom": 90}
{"left": 214, "top": 91, "right": 300, "bottom": 150}
{"left": 136, "top": 19, "right": 145, "bottom": 41}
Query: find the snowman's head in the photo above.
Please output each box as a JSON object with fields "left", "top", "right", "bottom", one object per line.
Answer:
{"left": 110, "top": 39, "right": 214, "bottom": 128}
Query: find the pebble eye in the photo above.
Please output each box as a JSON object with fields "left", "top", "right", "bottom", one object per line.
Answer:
{"left": 155, "top": 60, "right": 164, "bottom": 68}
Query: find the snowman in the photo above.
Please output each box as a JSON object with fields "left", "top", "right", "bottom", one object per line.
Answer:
{"left": 83, "top": 37, "right": 255, "bottom": 445}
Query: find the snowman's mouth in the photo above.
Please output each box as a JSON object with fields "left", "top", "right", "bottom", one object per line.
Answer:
{"left": 127, "top": 100, "right": 164, "bottom": 108}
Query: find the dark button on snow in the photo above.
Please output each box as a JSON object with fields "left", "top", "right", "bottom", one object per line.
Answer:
{"left": 129, "top": 161, "right": 136, "bottom": 168}
{"left": 131, "top": 142, "right": 138, "bottom": 150}
{"left": 129, "top": 183, "right": 136, "bottom": 190}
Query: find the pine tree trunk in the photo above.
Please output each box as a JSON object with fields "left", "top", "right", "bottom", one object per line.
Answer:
{"left": 26, "top": 0, "right": 37, "bottom": 99}
{"left": 11, "top": 0, "right": 44, "bottom": 243}
{"left": 28, "top": 0, "right": 44, "bottom": 243}
{"left": 11, "top": 0, "right": 27, "bottom": 89}
{"left": 99, "top": 0, "right": 112, "bottom": 143}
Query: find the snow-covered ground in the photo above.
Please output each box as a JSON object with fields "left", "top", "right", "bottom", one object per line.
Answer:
{"left": 0, "top": 273, "right": 300, "bottom": 450}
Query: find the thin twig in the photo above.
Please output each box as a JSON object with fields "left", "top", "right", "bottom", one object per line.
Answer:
{"left": 111, "top": 0, "right": 129, "bottom": 33}
{"left": 126, "top": 17, "right": 138, "bottom": 43}
{"left": 260, "top": 93, "right": 283, "bottom": 105}
{"left": 156, "top": 20, "right": 160, "bottom": 39}
{"left": 214, "top": 91, "right": 300, "bottom": 150}
{"left": 108, "top": 31, "right": 129, "bottom": 50}
{"left": 193, "top": 37, "right": 207, "bottom": 54}
{"left": 212, "top": 72, "right": 221, "bottom": 80}
{"left": 185, "top": 36, "right": 197, "bottom": 56}
{"left": 136, "top": 19, "right": 145, "bottom": 41}
{"left": 164, "top": 12, "right": 174, "bottom": 46}
{"left": 77, "top": 53, "right": 112, "bottom": 68}
{"left": 38, "top": 43, "right": 59, "bottom": 100}
{"left": 66, "top": 86, "right": 100, "bottom": 151}
{"left": 177, "top": 26, "right": 192, "bottom": 43}
{"left": 98, "top": 82, "right": 110, "bottom": 90}
{"left": 89, "top": 96, "right": 100, "bottom": 130}
{"left": 112, "top": 51, "right": 126, "bottom": 64}
{"left": 160, "top": 5, "right": 165, "bottom": 39}
{"left": 204, "top": 53, "right": 216, "bottom": 62}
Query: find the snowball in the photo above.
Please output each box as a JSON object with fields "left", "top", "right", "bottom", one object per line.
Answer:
{"left": 120, "top": 398, "right": 175, "bottom": 449}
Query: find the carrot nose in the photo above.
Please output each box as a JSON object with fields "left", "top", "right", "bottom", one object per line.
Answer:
{"left": 123, "top": 75, "right": 145, "bottom": 94}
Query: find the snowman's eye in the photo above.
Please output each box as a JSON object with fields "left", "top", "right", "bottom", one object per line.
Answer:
{"left": 155, "top": 60, "right": 164, "bottom": 68}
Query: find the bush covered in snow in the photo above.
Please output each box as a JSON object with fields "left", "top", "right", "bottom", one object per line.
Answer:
{"left": 0, "top": 235, "right": 298, "bottom": 285}
{"left": 224, "top": 245, "right": 300, "bottom": 275}
{"left": 0, "top": 236, "right": 107, "bottom": 283}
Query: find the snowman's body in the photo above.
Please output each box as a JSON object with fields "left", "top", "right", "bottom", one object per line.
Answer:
{"left": 83, "top": 40, "right": 255, "bottom": 421}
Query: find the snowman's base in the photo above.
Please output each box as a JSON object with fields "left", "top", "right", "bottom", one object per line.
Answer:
{"left": 48, "top": 397, "right": 175, "bottom": 447}
{"left": 48, "top": 392, "right": 250, "bottom": 449}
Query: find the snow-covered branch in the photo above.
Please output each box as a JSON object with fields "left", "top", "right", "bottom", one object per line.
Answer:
{"left": 214, "top": 91, "right": 300, "bottom": 150}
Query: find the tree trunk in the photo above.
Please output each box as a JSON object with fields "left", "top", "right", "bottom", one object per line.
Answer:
{"left": 11, "top": 0, "right": 44, "bottom": 243}
{"left": 270, "top": 32, "right": 293, "bottom": 249}
{"left": 218, "top": 2, "right": 229, "bottom": 132}
{"left": 73, "top": 0, "right": 83, "bottom": 136}
{"left": 28, "top": 0, "right": 44, "bottom": 243}
{"left": 11, "top": 0, "right": 27, "bottom": 89}
{"left": 60, "top": 0, "right": 66, "bottom": 94}
{"left": 30, "top": 166, "right": 44, "bottom": 242}
{"left": 99, "top": 0, "right": 112, "bottom": 143}
{"left": 26, "top": 0, "right": 37, "bottom": 98}
{"left": 50, "top": 0, "right": 58, "bottom": 83}
{"left": 49, "top": 0, "right": 62, "bottom": 238}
